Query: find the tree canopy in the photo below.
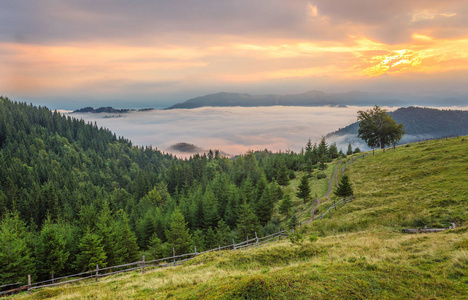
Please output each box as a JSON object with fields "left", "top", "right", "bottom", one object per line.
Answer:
{"left": 357, "top": 105, "right": 405, "bottom": 150}
{"left": 334, "top": 175, "right": 353, "bottom": 198}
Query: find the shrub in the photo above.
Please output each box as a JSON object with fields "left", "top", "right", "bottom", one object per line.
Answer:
{"left": 317, "top": 173, "right": 326, "bottom": 179}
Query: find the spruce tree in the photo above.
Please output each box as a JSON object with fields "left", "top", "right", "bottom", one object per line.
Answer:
{"left": 165, "top": 208, "right": 192, "bottom": 255}
{"left": 288, "top": 214, "right": 299, "bottom": 230}
{"left": 0, "top": 213, "right": 35, "bottom": 284}
{"left": 35, "top": 217, "right": 69, "bottom": 280}
{"left": 236, "top": 201, "right": 260, "bottom": 241}
{"left": 296, "top": 175, "right": 311, "bottom": 204}
{"left": 334, "top": 175, "right": 354, "bottom": 198}
{"left": 96, "top": 202, "right": 120, "bottom": 266}
{"left": 205, "top": 227, "right": 217, "bottom": 249}
{"left": 256, "top": 188, "right": 273, "bottom": 226}
{"left": 148, "top": 233, "right": 163, "bottom": 260}
{"left": 117, "top": 212, "right": 140, "bottom": 263}
{"left": 216, "top": 219, "right": 232, "bottom": 247}
{"left": 202, "top": 187, "right": 219, "bottom": 229}
{"left": 347, "top": 143, "right": 353, "bottom": 155}
{"left": 276, "top": 161, "right": 289, "bottom": 187}
{"left": 191, "top": 229, "right": 206, "bottom": 252}
{"left": 279, "top": 194, "right": 293, "bottom": 218}
{"left": 75, "top": 227, "right": 107, "bottom": 271}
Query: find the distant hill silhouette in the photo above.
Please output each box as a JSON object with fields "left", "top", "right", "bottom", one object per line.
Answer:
{"left": 327, "top": 107, "right": 468, "bottom": 149}
{"left": 73, "top": 107, "right": 154, "bottom": 113}
{"left": 166, "top": 91, "right": 468, "bottom": 109}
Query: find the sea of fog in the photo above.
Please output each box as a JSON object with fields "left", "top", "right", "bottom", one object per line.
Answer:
{"left": 68, "top": 106, "right": 387, "bottom": 157}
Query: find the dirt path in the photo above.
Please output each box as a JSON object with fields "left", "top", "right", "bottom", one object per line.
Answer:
{"left": 305, "top": 160, "right": 342, "bottom": 223}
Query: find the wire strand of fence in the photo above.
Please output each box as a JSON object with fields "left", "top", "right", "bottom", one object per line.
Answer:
{"left": 10, "top": 230, "right": 287, "bottom": 297}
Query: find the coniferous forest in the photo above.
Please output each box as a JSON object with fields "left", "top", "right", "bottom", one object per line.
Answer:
{"left": 0, "top": 96, "right": 343, "bottom": 284}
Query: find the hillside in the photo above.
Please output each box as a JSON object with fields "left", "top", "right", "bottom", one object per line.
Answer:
{"left": 327, "top": 106, "right": 468, "bottom": 149}
{"left": 13, "top": 136, "right": 468, "bottom": 299}
{"left": 0, "top": 97, "right": 313, "bottom": 289}
{"left": 166, "top": 91, "right": 468, "bottom": 109}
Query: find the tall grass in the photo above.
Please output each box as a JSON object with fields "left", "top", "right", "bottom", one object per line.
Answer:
{"left": 14, "top": 137, "right": 468, "bottom": 299}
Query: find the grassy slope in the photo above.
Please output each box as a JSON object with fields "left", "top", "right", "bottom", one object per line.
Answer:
{"left": 14, "top": 137, "right": 468, "bottom": 299}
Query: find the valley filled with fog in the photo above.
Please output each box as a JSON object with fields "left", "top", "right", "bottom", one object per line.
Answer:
{"left": 70, "top": 106, "right": 376, "bottom": 157}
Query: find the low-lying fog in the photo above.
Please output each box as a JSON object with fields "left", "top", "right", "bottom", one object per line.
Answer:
{"left": 69, "top": 106, "right": 385, "bottom": 157}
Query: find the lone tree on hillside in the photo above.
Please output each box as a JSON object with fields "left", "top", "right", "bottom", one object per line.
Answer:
{"left": 334, "top": 174, "right": 353, "bottom": 198}
{"left": 296, "top": 175, "right": 311, "bottom": 204}
{"left": 357, "top": 105, "right": 405, "bottom": 151}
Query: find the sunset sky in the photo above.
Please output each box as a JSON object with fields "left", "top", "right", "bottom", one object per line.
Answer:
{"left": 1, "top": 0, "right": 468, "bottom": 109}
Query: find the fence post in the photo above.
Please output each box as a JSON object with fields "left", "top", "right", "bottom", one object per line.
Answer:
{"left": 329, "top": 209, "right": 331, "bottom": 219}
{"left": 218, "top": 245, "right": 221, "bottom": 251}
{"left": 173, "top": 247, "right": 176, "bottom": 265}
{"left": 232, "top": 239, "right": 236, "bottom": 250}
{"left": 95, "top": 264, "right": 99, "bottom": 283}
{"left": 28, "top": 275, "right": 31, "bottom": 295}
{"left": 246, "top": 235, "right": 249, "bottom": 248}
{"left": 344, "top": 197, "right": 346, "bottom": 204}
{"left": 334, "top": 200, "right": 336, "bottom": 211}
{"left": 195, "top": 246, "right": 197, "bottom": 256}
{"left": 51, "top": 271, "right": 54, "bottom": 284}
{"left": 255, "top": 232, "right": 259, "bottom": 247}
{"left": 321, "top": 213, "right": 323, "bottom": 219}
{"left": 142, "top": 255, "right": 145, "bottom": 274}
{"left": 278, "top": 228, "right": 281, "bottom": 240}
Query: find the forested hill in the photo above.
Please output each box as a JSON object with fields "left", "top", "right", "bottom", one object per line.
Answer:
{"left": 327, "top": 106, "right": 468, "bottom": 147}
{"left": 1, "top": 96, "right": 320, "bottom": 285}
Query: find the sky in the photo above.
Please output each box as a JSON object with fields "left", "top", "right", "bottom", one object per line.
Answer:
{"left": 2, "top": 1, "right": 468, "bottom": 109}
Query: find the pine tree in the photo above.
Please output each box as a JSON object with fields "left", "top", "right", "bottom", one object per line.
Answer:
{"left": 256, "top": 188, "right": 273, "bottom": 226}
{"left": 0, "top": 213, "right": 35, "bottom": 284}
{"left": 347, "top": 143, "right": 353, "bottom": 155}
{"left": 117, "top": 212, "right": 140, "bottom": 263}
{"left": 35, "top": 217, "right": 69, "bottom": 280}
{"left": 191, "top": 229, "right": 206, "bottom": 252}
{"left": 96, "top": 202, "right": 120, "bottom": 266}
{"left": 276, "top": 161, "right": 289, "bottom": 187}
{"left": 334, "top": 175, "right": 354, "bottom": 198}
{"left": 216, "top": 219, "right": 232, "bottom": 247}
{"left": 75, "top": 227, "right": 107, "bottom": 271}
{"left": 288, "top": 214, "right": 299, "bottom": 230}
{"left": 318, "top": 137, "right": 328, "bottom": 159}
{"left": 279, "top": 194, "right": 293, "bottom": 218}
{"left": 165, "top": 208, "right": 192, "bottom": 255}
{"left": 205, "top": 227, "right": 217, "bottom": 249}
{"left": 329, "top": 143, "right": 338, "bottom": 159}
{"left": 236, "top": 201, "right": 260, "bottom": 242}
{"left": 296, "top": 175, "right": 311, "bottom": 204}
{"left": 148, "top": 233, "right": 163, "bottom": 260}
{"left": 202, "top": 187, "right": 219, "bottom": 229}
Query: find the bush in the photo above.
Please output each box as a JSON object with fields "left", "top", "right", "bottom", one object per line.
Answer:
{"left": 309, "top": 235, "right": 318, "bottom": 243}
{"left": 289, "top": 231, "right": 303, "bottom": 245}
{"left": 317, "top": 173, "right": 326, "bottom": 179}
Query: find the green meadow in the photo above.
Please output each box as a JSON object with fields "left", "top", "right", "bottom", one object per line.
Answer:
{"left": 13, "top": 137, "right": 468, "bottom": 299}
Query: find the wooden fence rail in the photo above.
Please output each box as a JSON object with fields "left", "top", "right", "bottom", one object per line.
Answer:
{"left": 0, "top": 230, "right": 287, "bottom": 297}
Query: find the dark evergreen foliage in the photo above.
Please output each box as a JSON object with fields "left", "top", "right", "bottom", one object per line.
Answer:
{"left": 0, "top": 97, "right": 311, "bottom": 280}
{"left": 334, "top": 175, "right": 354, "bottom": 198}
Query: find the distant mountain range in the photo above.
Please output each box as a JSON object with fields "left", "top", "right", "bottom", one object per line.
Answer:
{"left": 166, "top": 91, "right": 468, "bottom": 109}
{"left": 327, "top": 106, "right": 468, "bottom": 150}
{"left": 73, "top": 107, "right": 154, "bottom": 113}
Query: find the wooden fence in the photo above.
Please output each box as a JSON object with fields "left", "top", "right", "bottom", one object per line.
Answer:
{"left": 0, "top": 230, "right": 287, "bottom": 297}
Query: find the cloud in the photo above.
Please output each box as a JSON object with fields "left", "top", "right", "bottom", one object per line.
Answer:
{"left": 1, "top": 1, "right": 468, "bottom": 107}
